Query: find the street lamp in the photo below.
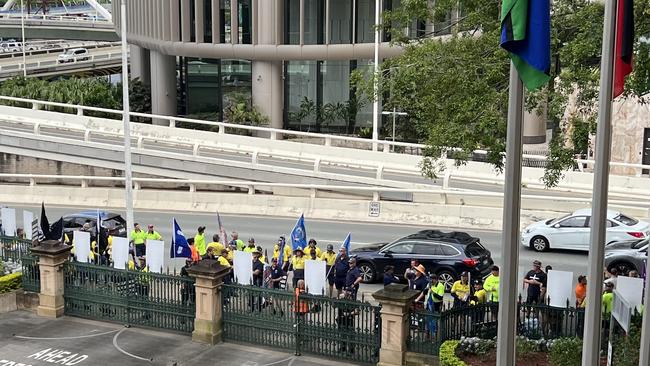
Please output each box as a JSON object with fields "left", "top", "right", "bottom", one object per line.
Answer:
{"left": 371, "top": 0, "right": 381, "bottom": 151}
{"left": 20, "top": 0, "right": 26, "bottom": 77}
{"left": 381, "top": 109, "right": 408, "bottom": 145}
{"left": 119, "top": 0, "right": 134, "bottom": 241}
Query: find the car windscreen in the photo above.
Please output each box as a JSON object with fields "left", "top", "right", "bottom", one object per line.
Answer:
{"left": 614, "top": 214, "right": 638, "bottom": 226}
{"left": 102, "top": 216, "right": 125, "bottom": 230}
{"left": 549, "top": 214, "right": 571, "bottom": 225}
{"left": 464, "top": 242, "right": 488, "bottom": 258}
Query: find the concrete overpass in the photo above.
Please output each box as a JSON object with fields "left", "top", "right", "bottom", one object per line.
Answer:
{"left": 0, "top": 14, "right": 117, "bottom": 41}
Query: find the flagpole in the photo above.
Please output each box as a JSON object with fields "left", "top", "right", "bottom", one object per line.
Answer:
{"left": 581, "top": 0, "right": 617, "bottom": 364}
{"left": 495, "top": 62, "right": 524, "bottom": 366}
{"left": 120, "top": 0, "right": 135, "bottom": 242}
{"left": 640, "top": 255, "right": 650, "bottom": 365}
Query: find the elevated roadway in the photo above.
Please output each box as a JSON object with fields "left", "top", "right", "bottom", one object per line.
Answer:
{"left": 0, "top": 14, "right": 117, "bottom": 41}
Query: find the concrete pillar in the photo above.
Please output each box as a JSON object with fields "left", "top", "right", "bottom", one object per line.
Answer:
{"left": 252, "top": 0, "right": 283, "bottom": 129}
{"left": 523, "top": 105, "right": 547, "bottom": 144}
{"left": 150, "top": 50, "right": 177, "bottom": 126}
{"left": 187, "top": 259, "right": 231, "bottom": 345}
{"left": 373, "top": 284, "right": 420, "bottom": 366}
{"left": 30, "top": 240, "right": 72, "bottom": 318}
{"left": 130, "top": 45, "right": 150, "bottom": 85}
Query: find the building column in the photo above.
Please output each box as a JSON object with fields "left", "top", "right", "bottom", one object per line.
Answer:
{"left": 252, "top": 0, "right": 283, "bottom": 129}
{"left": 30, "top": 240, "right": 72, "bottom": 318}
{"left": 130, "top": 45, "right": 150, "bottom": 85}
{"left": 373, "top": 284, "right": 420, "bottom": 366}
{"left": 188, "top": 259, "right": 231, "bottom": 345}
{"left": 150, "top": 50, "right": 177, "bottom": 126}
{"left": 523, "top": 106, "right": 547, "bottom": 145}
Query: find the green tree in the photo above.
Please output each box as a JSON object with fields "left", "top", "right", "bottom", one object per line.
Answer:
{"left": 355, "top": 0, "right": 650, "bottom": 185}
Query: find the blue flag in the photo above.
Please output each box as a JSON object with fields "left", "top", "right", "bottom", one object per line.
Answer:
{"left": 170, "top": 218, "right": 192, "bottom": 258}
{"left": 341, "top": 233, "right": 351, "bottom": 255}
{"left": 290, "top": 214, "right": 307, "bottom": 251}
{"left": 500, "top": 0, "right": 551, "bottom": 90}
{"left": 278, "top": 237, "right": 286, "bottom": 267}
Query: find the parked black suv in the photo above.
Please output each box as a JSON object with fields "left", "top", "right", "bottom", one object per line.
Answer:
{"left": 62, "top": 211, "right": 127, "bottom": 239}
{"left": 350, "top": 230, "right": 494, "bottom": 290}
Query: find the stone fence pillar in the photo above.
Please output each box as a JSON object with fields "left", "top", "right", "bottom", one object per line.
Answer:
{"left": 30, "top": 240, "right": 72, "bottom": 318}
{"left": 187, "top": 259, "right": 231, "bottom": 345}
{"left": 373, "top": 284, "right": 420, "bottom": 366}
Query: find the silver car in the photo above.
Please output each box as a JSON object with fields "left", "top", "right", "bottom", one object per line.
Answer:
{"left": 604, "top": 238, "right": 648, "bottom": 274}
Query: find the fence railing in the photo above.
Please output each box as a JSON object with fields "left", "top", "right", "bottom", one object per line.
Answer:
{"left": 222, "top": 284, "right": 381, "bottom": 364}
{"left": 0, "top": 235, "right": 32, "bottom": 263}
{"left": 20, "top": 254, "right": 40, "bottom": 293}
{"left": 407, "top": 301, "right": 586, "bottom": 356}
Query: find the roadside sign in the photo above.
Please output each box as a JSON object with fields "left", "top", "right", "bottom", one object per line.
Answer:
{"left": 611, "top": 290, "right": 632, "bottom": 333}
{"left": 369, "top": 201, "right": 380, "bottom": 217}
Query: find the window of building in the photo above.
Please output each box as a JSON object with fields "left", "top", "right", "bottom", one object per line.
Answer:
{"left": 204, "top": 0, "right": 213, "bottom": 43}
{"left": 329, "top": 0, "right": 352, "bottom": 44}
{"left": 190, "top": 0, "right": 196, "bottom": 42}
{"left": 220, "top": 0, "right": 231, "bottom": 43}
{"left": 285, "top": 0, "right": 324, "bottom": 45}
{"left": 355, "top": 0, "right": 376, "bottom": 43}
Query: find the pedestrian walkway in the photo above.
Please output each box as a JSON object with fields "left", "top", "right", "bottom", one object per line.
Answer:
{"left": 0, "top": 311, "right": 353, "bottom": 366}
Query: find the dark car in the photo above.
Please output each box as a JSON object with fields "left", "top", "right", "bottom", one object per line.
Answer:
{"left": 350, "top": 230, "right": 494, "bottom": 290}
{"left": 62, "top": 211, "right": 127, "bottom": 238}
{"left": 605, "top": 238, "right": 648, "bottom": 275}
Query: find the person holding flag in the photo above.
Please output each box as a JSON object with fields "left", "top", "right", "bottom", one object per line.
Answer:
{"left": 321, "top": 244, "right": 337, "bottom": 297}
{"left": 170, "top": 218, "right": 192, "bottom": 260}
{"left": 274, "top": 236, "right": 291, "bottom": 271}
{"left": 289, "top": 246, "right": 305, "bottom": 288}
{"left": 217, "top": 212, "right": 228, "bottom": 249}
{"left": 333, "top": 233, "right": 351, "bottom": 297}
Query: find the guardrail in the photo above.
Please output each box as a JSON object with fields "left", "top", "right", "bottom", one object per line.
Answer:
{"left": 0, "top": 173, "right": 647, "bottom": 210}
{"left": 0, "top": 41, "right": 120, "bottom": 59}
{"left": 0, "top": 48, "right": 124, "bottom": 74}
{"left": 0, "top": 94, "right": 648, "bottom": 178}
{"left": 0, "top": 13, "right": 111, "bottom": 25}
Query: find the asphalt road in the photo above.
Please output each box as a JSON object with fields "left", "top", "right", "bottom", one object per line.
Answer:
{"left": 8, "top": 204, "right": 589, "bottom": 298}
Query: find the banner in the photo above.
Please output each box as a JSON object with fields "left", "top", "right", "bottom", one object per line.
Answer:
{"left": 112, "top": 237, "right": 129, "bottom": 270}
{"left": 147, "top": 240, "right": 165, "bottom": 273}
{"left": 23, "top": 211, "right": 34, "bottom": 240}
{"left": 616, "top": 276, "right": 644, "bottom": 312}
{"left": 73, "top": 231, "right": 91, "bottom": 263}
{"left": 31, "top": 219, "right": 39, "bottom": 242}
{"left": 1, "top": 207, "right": 16, "bottom": 237}
{"left": 547, "top": 270, "right": 574, "bottom": 307}
{"left": 234, "top": 250, "right": 253, "bottom": 285}
{"left": 305, "top": 259, "right": 326, "bottom": 295}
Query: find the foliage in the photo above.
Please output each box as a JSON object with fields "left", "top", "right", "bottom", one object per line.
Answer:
{"left": 457, "top": 336, "right": 496, "bottom": 356}
{"left": 439, "top": 340, "right": 467, "bottom": 366}
{"left": 356, "top": 0, "right": 650, "bottom": 185}
{"left": 548, "top": 337, "right": 582, "bottom": 366}
{"left": 0, "top": 272, "right": 22, "bottom": 294}
{"left": 287, "top": 96, "right": 366, "bottom": 133}
{"left": 611, "top": 315, "right": 642, "bottom": 366}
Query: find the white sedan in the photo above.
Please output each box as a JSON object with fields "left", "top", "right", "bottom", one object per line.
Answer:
{"left": 521, "top": 209, "right": 650, "bottom": 252}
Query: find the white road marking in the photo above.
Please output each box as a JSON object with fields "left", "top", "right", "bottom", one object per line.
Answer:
{"left": 112, "top": 328, "right": 153, "bottom": 362}
{"left": 14, "top": 329, "right": 119, "bottom": 340}
{"left": 260, "top": 357, "right": 295, "bottom": 366}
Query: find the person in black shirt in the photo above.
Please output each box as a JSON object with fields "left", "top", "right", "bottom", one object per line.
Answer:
{"left": 180, "top": 259, "right": 194, "bottom": 305}
{"left": 411, "top": 264, "right": 429, "bottom": 305}
{"left": 269, "top": 258, "right": 284, "bottom": 289}
{"left": 345, "top": 257, "right": 363, "bottom": 300}
{"left": 334, "top": 248, "right": 349, "bottom": 297}
{"left": 383, "top": 265, "right": 399, "bottom": 286}
{"left": 252, "top": 250, "right": 264, "bottom": 287}
{"left": 523, "top": 260, "right": 547, "bottom": 304}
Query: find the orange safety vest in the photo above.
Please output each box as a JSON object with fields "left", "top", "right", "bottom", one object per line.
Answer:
{"left": 294, "top": 288, "right": 309, "bottom": 314}
{"left": 191, "top": 245, "right": 200, "bottom": 262}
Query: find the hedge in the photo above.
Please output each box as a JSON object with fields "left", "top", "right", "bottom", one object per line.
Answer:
{"left": 0, "top": 272, "right": 22, "bottom": 294}
{"left": 440, "top": 340, "right": 467, "bottom": 366}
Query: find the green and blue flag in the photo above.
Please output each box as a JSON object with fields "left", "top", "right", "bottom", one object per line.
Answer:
{"left": 500, "top": 0, "right": 551, "bottom": 90}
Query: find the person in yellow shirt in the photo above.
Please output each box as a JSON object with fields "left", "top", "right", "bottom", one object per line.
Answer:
{"left": 243, "top": 238, "right": 257, "bottom": 253}
{"left": 304, "top": 239, "right": 322, "bottom": 258}
{"left": 602, "top": 282, "right": 615, "bottom": 317}
{"left": 483, "top": 266, "right": 500, "bottom": 303}
{"left": 226, "top": 242, "right": 236, "bottom": 263}
{"left": 256, "top": 246, "right": 268, "bottom": 264}
{"left": 207, "top": 234, "right": 224, "bottom": 253}
{"left": 194, "top": 226, "right": 207, "bottom": 256}
{"left": 290, "top": 247, "right": 305, "bottom": 288}
{"left": 451, "top": 272, "right": 471, "bottom": 308}
{"left": 320, "top": 244, "right": 337, "bottom": 297}
{"left": 273, "top": 237, "right": 292, "bottom": 269}
{"left": 131, "top": 223, "right": 147, "bottom": 257}
{"left": 470, "top": 280, "right": 487, "bottom": 305}
{"left": 145, "top": 224, "right": 162, "bottom": 242}
{"left": 217, "top": 248, "right": 231, "bottom": 267}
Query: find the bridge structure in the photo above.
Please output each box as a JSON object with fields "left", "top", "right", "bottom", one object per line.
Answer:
{"left": 0, "top": 96, "right": 649, "bottom": 229}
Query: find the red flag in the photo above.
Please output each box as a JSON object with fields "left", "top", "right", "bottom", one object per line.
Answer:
{"left": 613, "top": 0, "right": 634, "bottom": 98}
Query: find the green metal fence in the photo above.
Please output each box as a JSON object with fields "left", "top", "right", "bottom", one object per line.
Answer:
{"left": 1, "top": 235, "right": 32, "bottom": 263}
{"left": 20, "top": 254, "right": 40, "bottom": 293}
{"left": 222, "top": 284, "right": 381, "bottom": 364}
{"left": 407, "top": 300, "right": 586, "bottom": 356}
{"left": 63, "top": 261, "right": 196, "bottom": 333}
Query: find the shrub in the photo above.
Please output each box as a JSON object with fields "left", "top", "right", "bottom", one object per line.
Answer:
{"left": 439, "top": 341, "right": 467, "bottom": 366}
{"left": 457, "top": 337, "right": 496, "bottom": 356}
{"left": 0, "top": 272, "right": 22, "bottom": 294}
{"left": 549, "top": 337, "right": 582, "bottom": 366}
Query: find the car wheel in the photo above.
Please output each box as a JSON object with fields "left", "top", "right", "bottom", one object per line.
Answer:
{"left": 358, "top": 262, "right": 376, "bottom": 283}
{"left": 609, "top": 262, "right": 634, "bottom": 275}
{"left": 530, "top": 236, "right": 549, "bottom": 252}
{"left": 437, "top": 270, "right": 457, "bottom": 292}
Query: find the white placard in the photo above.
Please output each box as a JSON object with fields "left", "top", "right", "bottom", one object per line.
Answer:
{"left": 547, "top": 270, "right": 574, "bottom": 307}
{"left": 23, "top": 211, "right": 34, "bottom": 240}
{"left": 1, "top": 207, "right": 16, "bottom": 237}
{"left": 234, "top": 251, "right": 253, "bottom": 285}
{"left": 616, "top": 276, "right": 644, "bottom": 312}
{"left": 305, "top": 259, "right": 327, "bottom": 295}
{"left": 146, "top": 240, "right": 165, "bottom": 273}
{"left": 612, "top": 290, "right": 632, "bottom": 333}
{"left": 112, "top": 237, "right": 129, "bottom": 270}
{"left": 73, "top": 230, "right": 91, "bottom": 263}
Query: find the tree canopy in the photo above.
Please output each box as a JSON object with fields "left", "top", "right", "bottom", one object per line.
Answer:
{"left": 354, "top": 0, "right": 650, "bottom": 186}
